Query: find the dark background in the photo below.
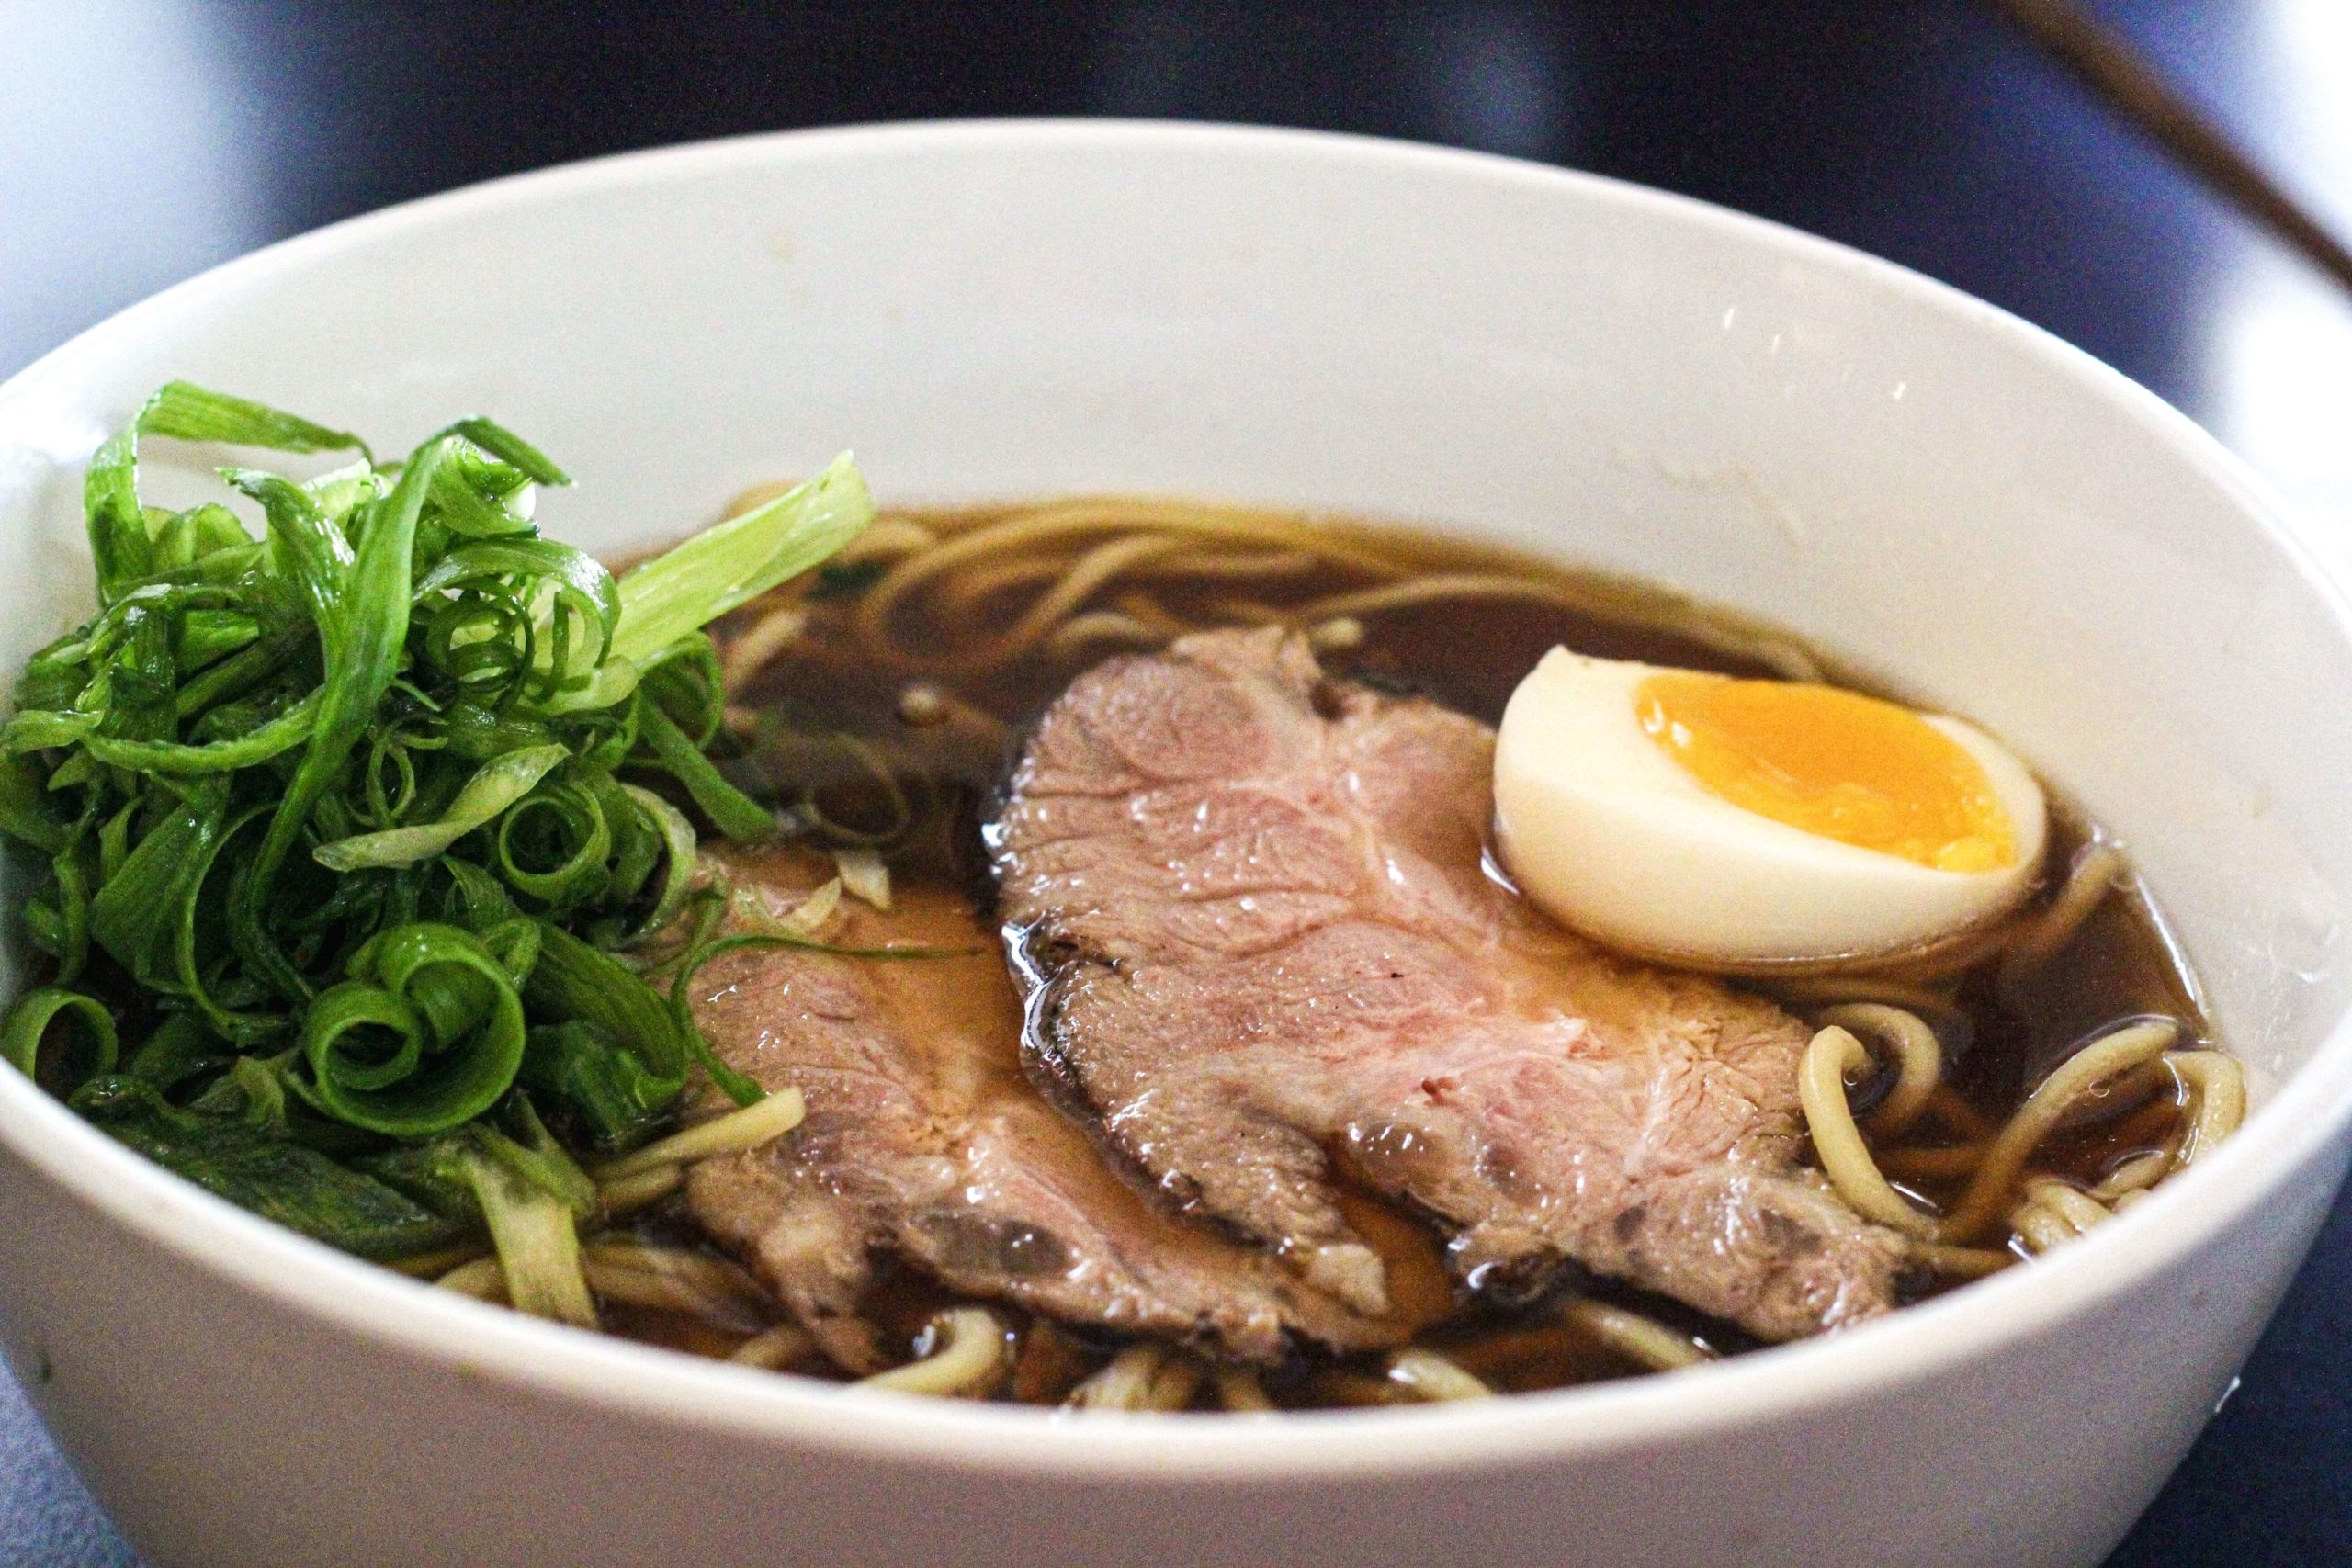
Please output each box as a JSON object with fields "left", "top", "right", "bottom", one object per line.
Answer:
{"left": 4, "top": 1, "right": 2349, "bottom": 1562}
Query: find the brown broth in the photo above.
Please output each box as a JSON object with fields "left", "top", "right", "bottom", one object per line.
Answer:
{"left": 657, "top": 502, "right": 2215, "bottom": 1405}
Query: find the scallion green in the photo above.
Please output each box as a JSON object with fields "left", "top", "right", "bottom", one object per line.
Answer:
{"left": 0, "top": 383, "right": 876, "bottom": 1301}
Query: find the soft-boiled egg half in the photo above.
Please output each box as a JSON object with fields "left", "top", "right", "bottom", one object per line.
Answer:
{"left": 1494, "top": 651, "right": 2047, "bottom": 968}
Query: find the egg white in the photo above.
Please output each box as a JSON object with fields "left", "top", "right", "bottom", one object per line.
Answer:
{"left": 1493, "top": 650, "right": 2048, "bottom": 968}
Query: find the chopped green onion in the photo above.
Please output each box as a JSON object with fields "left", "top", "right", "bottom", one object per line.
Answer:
{"left": 312, "top": 743, "right": 568, "bottom": 872}
{"left": 298, "top": 923, "right": 528, "bottom": 1138}
{"left": 73, "top": 1075, "right": 465, "bottom": 1259}
{"left": 0, "top": 383, "right": 874, "bottom": 1274}
{"left": 610, "top": 454, "right": 871, "bottom": 667}
{"left": 594, "top": 1086, "right": 808, "bottom": 1182}
{"left": 462, "top": 1144, "right": 595, "bottom": 1326}
{"left": 2, "top": 988, "right": 119, "bottom": 1096}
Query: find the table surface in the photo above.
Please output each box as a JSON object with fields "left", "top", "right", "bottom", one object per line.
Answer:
{"left": 4, "top": 2, "right": 2349, "bottom": 1562}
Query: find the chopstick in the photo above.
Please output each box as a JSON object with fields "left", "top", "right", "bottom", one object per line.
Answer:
{"left": 1984, "top": 0, "right": 2352, "bottom": 296}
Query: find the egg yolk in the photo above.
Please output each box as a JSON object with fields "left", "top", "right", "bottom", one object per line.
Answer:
{"left": 1636, "top": 671, "right": 2016, "bottom": 873}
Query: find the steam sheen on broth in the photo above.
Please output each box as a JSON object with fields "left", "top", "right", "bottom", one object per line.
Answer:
{"left": 560, "top": 492, "right": 2241, "bottom": 1410}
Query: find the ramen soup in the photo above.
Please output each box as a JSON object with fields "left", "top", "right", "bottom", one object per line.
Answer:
{"left": 0, "top": 390, "right": 2239, "bottom": 1415}
{"left": 593, "top": 492, "right": 2237, "bottom": 1411}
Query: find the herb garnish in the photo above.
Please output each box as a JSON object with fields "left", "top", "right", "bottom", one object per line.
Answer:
{"left": 0, "top": 384, "right": 870, "bottom": 1284}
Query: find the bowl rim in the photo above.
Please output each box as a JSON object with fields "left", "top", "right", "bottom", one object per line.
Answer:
{"left": 5, "top": 117, "right": 2352, "bottom": 1482}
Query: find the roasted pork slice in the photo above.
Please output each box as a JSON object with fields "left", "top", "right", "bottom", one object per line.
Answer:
{"left": 681, "top": 846, "right": 1407, "bottom": 1371}
{"left": 990, "top": 627, "right": 1907, "bottom": 1341}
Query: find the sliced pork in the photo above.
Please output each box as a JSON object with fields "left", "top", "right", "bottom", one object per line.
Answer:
{"left": 991, "top": 627, "right": 1907, "bottom": 1340}
{"left": 682, "top": 846, "right": 1405, "bottom": 1370}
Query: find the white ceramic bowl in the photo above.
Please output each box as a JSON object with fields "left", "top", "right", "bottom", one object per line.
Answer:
{"left": 2, "top": 121, "right": 2348, "bottom": 1568}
